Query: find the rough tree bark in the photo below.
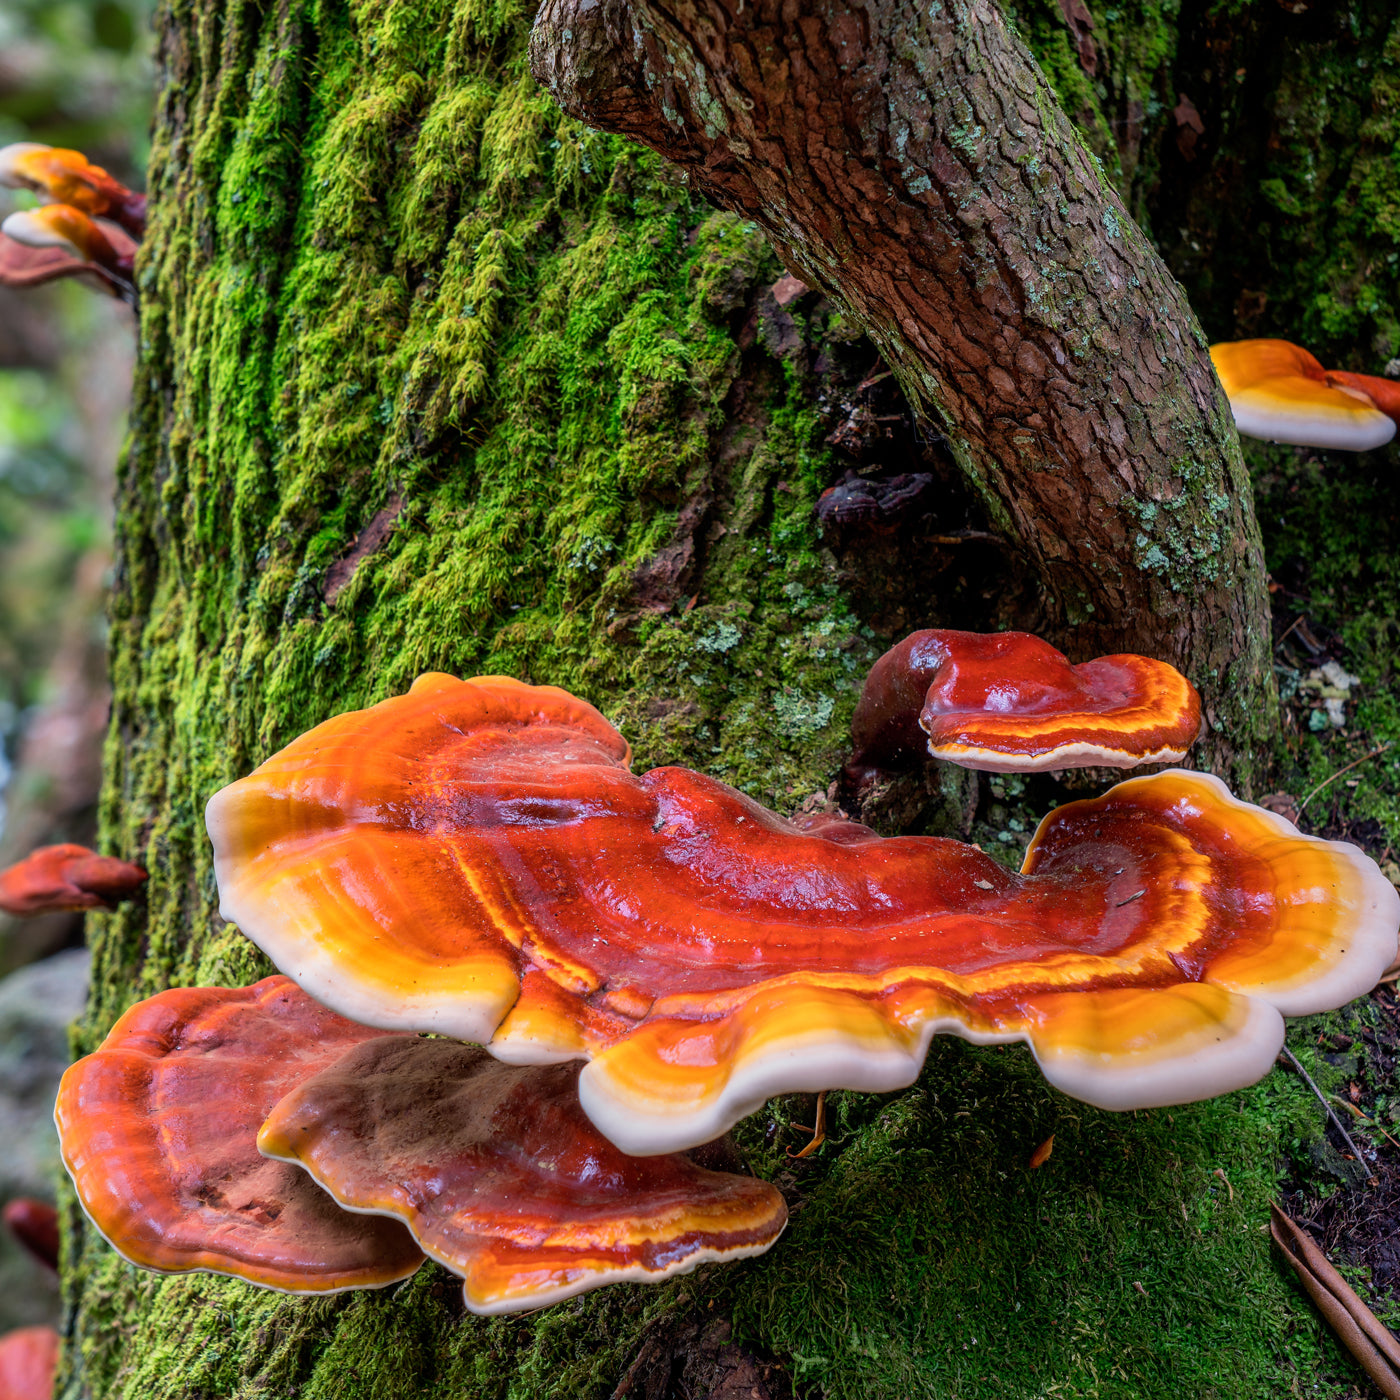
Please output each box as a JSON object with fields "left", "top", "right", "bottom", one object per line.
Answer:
{"left": 530, "top": 0, "right": 1276, "bottom": 781}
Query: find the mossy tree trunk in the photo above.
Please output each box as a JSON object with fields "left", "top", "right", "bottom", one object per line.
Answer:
{"left": 61, "top": 1, "right": 1400, "bottom": 1397}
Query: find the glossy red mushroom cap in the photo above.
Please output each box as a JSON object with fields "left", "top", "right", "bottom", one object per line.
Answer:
{"left": 0, "top": 1326, "right": 59, "bottom": 1400}
{"left": 849, "top": 629, "right": 1202, "bottom": 774}
{"left": 259, "top": 1036, "right": 787, "bottom": 1314}
{"left": 207, "top": 675, "right": 1396, "bottom": 1157}
{"left": 0, "top": 142, "right": 146, "bottom": 236}
{"left": 2, "top": 1199, "right": 59, "bottom": 1271}
{"left": 1, "top": 207, "right": 134, "bottom": 285}
{"left": 0, "top": 844, "right": 146, "bottom": 915}
{"left": 1210, "top": 339, "right": 1397, "bottom": 450}
{"left": 55, "top": 978, "right": 424, "bottom": 1292}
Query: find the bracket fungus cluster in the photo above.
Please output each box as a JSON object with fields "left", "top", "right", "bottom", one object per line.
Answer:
{"left": 58, "top": 640, "right": 1398, "bottom": 1313}
{"left": 0, "top": 143, "right": 143, "bottom": 302}
{"left": 205, "top": 671, "right": 1396, "bottom": 1160}
{"left": 57, "top": 977, "right": 786, "bottom": 1312}
{"left": 847, "top": 629, "right": 1202, "bottom": 779}
{"left": 1211, "top": 339, "right": 1400, "bottom": 451}
{"left": 0, "top": 844, "right": 146, "bottom": 916}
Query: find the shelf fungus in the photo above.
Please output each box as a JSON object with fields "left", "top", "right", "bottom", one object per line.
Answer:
{"left": 55, "top": 977, "right": 425, "bottom": 1292}
{"left": 0, "top": 142, "right": 147, "bottom": 236}
{"left": 259, "top": 1035, "right": 787, "bottom": 1314}
{"left": 0, "top": 844, "right": 146, "bottom": 916}
{"left": 0, "top": 206, "right": 137, "bottom": 301}
{"left": 846, "top": 629, "right": 1202, "bottom": 777}
{"left": 0, "top": 1325, "right": 59, "bottom": 1400}
{"left": 1210, "top": 339, "right": 1400, "bottom": 451}
{"left": 208, "top": 675, "right": 1399, "bottom": 1157}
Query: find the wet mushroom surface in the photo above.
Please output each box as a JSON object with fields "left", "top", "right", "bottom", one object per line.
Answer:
{"left": 206, "top": 673, "right": 1399, "bottom": 1156}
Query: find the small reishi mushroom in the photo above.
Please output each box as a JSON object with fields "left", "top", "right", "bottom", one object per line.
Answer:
{"left": 846, "top": 628, "right": 1203, "bottom": 777}
{"left": 0, "top": 233, "right": 122, "bottom": 296}
{"left": 0, "top": 143, "right": 146, "bottom": 237}
{"left": 55, "top": 977, "right": 425, "bottom": 1292}
{"left": 1210, "top": 339, "right": 1398, "bottom": 450}
{"left": 1, "top": 207, "right": 136, "bottom": 301}
{"left": 0, "top": 1326, "right": 59, "bottom": 1400}
{"left": 258, "top": 1035, "right": 788, "bottom": 1314}
{"left": 206, "top": 674, "right": 1398, "bottom": 1157}
{"left": 2, "top": 1199, "right": 59, "bottom": 1271}
{"left": 0, "top": 844, "right": 147, "bottom": 916}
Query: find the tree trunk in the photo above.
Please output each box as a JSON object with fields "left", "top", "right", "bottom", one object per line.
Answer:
{"left": 529, "top": 0, "right": 1276, "bottom": 783}
{"left": 59, "top": 0, "right": 1388, "bottom": 1396}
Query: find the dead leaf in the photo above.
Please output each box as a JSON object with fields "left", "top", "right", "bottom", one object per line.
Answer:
{"left": 1028, "top": 1135, "right": 1054, "bottom": 1169}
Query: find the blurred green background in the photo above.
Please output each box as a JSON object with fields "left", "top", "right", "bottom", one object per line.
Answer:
{"left": 0, "top": 0, "right": 151, "bottom": 1331}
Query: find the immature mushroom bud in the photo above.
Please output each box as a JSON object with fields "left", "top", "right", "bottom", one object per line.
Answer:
{"left": 1210, "top": 339, "right": 1397, "bottom": 450}
{"left": 1, "top": 207, "right": 134, "bottom": 289}
{"left": 206, "top": 675, "right": 1398, "bottom": 1157}
{"left": 259, "top": 1036, "right": 787, "bottom": 1314}
{"left": 0, "top": 1326, "right": 59, "bottom": 1400}
{"left": 2, "top": 1199, "right": 59, "bottom": 1271}
{"left": 0, "top": 844, "right": 146, "bottom": 915}
{"left": 847, "top": 629, "right": 1202, "bottom": 777}
{"left": 0, "top": 142, "right": 146, "bottom": 237}
{"left": 55, "top": 978, "right": 425, "bottom": 1292}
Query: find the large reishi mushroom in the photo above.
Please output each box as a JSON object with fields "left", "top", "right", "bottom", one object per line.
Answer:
{"left": 1210, "top": 339, "right": 1399, "bottom": 451}
{"left": 259, "top": 1035, "right": 787, "bottom": 1314}
{"left": 55, "top": 977, "right": 425, "bottom": 1292}
{"left": 0, "top": 844, "right": 146, "bottom": 916}
{"left": 847, "top": 628, "right": 1202, "bottom": 776}
{"left": 206, "top": 675, "right": 1398, "bottom": 1156}
{"left": 0, "top": 143, "right": 147, "bottom": 237}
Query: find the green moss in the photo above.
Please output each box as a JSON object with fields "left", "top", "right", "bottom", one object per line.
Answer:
{"left": 69, "top": 0, "right": 1388, "bottom": 1396}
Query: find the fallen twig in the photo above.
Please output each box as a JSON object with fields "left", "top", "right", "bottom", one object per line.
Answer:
{"left": 1270, "top": 1202, "right": 1400, "bottom": 1400}
{"left": 1298, "top": 742, "right": 1392, "bottom": 816}
{"left": 1279, "top": 1046, "right": 1372, "bottom": 1174}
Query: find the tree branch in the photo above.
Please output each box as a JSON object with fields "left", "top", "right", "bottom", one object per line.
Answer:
{"left": 530, "top": 0, "right": 1275, "bottom": 780}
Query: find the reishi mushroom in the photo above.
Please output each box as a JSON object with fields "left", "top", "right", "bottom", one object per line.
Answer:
{"left": 2, "top": 1199, "right": 59, "bottom": 1272}
{"left": 846, "top": 628, "right": 1202, "bottom": 778}
{"left": 0, "top": 1326, "right": 59, "bottom": 1400}
{"left": 206, "top": 674, "right": 1398, "bottom": 1157}
{"left": 1210, "top": 339, "right": 1399, "bottom": 451}
{"left": 0, "top": 844, "right": 147, "bottom": 916}
{"left": 55, "top": 977, "right": 425, "bottom": 1292}
{"left": 258, "top": 1035, "right": 787, "bottom": 1314}
{"left": 0, "top": 207, "right": 136, "bottom": 300}
{"left": 0, "top": 143, "right": 146, "bottom": 236}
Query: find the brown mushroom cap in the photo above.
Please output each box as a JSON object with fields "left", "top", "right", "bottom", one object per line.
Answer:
{"left": 0, "top": 1326, "right": 59, "bottom": 1400}
{"left": 849, "top": 629, "right": 1202, "bottom": 775}
{"left": 0, "top": 844, "right": 146, "bottom": 916}
{"left": 55, "top": 977, "right": 424, "bottom": 1292}
{"left": 259, "top": 1036, "right": 787, "bottom": 1314}
{"left": 207, "top": 676, "right": 1398, "bottom": 1157}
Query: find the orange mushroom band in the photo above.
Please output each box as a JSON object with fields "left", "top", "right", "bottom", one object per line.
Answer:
{"left": 207, "top": 675, "right": 1399, "bottom": 1157}
{"left": 0, "top": 142, "right": 147, "bottom": 236}
{"left": 55, "top": 977, "right": 426, "bottom": 1292}
{"left": 1, "top": 207, "right": 136, "bottom": 294}
{"left": 258, "top": 1035, "right": 787, "bottom": 1314}
{"left": 1210, "top": 339, "right": 1400, "bottom": 451}
{"left": 0, "top": 843, "right": 147, "bottom": 916}
{"left": 847, "top": 629, "right": 1202, "bottom": 775}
